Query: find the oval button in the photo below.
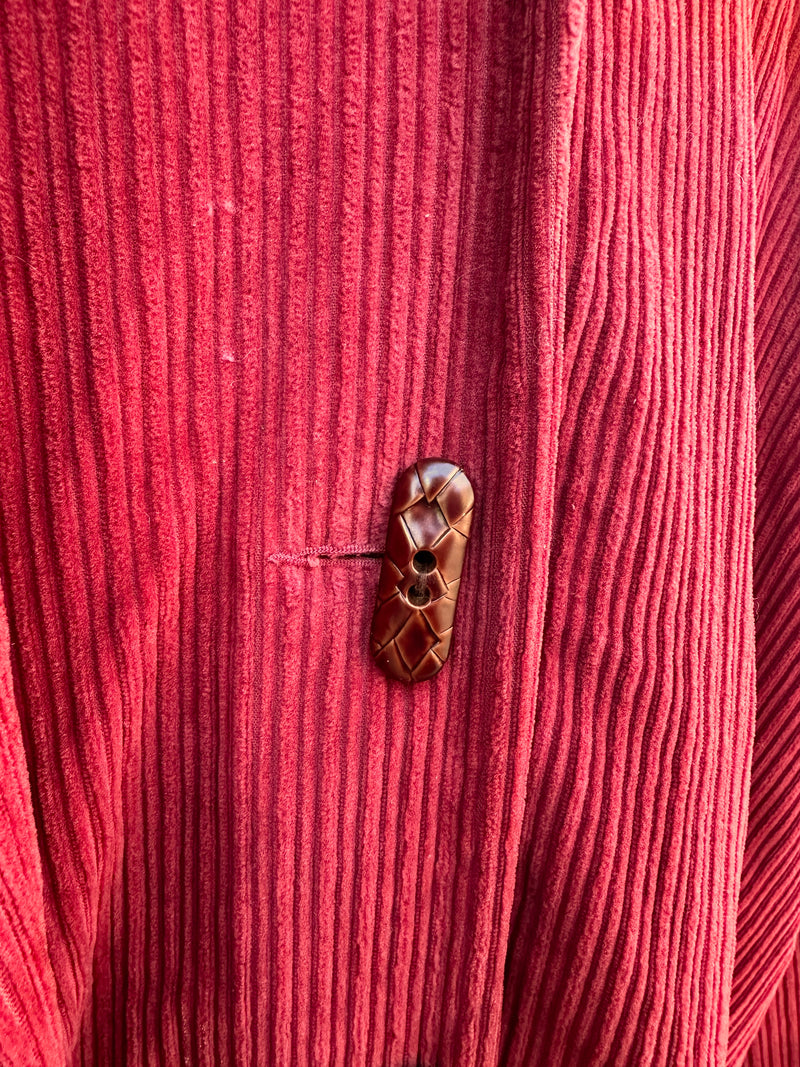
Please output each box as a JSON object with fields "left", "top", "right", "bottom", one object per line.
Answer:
{"left": 370, "top": 458, "right": 474, "bottom": 682}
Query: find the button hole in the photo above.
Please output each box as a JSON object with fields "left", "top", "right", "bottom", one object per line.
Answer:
{"left": 408, "top": 584, "right": 431, "bottom": 607}
{"left": 412, "top": 550, "right": 436, "bottom": 574}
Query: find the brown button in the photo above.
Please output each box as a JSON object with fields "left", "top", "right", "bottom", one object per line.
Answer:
{"left": 370, "top": 458, "right": 474, "bottom": 682}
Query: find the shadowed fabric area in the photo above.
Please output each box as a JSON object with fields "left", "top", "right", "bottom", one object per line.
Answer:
{"left": 0, "top": 0, "right": 798, "bottom": 1063}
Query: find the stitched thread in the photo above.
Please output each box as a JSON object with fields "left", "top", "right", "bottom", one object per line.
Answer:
{"left": 265, "top": 543, "right": 384, "bottom": 567}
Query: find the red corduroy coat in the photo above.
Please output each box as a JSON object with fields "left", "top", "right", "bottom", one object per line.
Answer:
{"left": 1, "top": 0, "right": 799, "bottom": 1063}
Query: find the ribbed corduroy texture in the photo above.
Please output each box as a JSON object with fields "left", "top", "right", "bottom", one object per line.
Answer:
{"left": 0, "top": 0, "right": 798, "bottom": 1063}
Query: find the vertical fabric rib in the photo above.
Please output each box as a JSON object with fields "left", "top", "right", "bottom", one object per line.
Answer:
{"left": 0, "top": 0, "right": 795, "bottom": 1065}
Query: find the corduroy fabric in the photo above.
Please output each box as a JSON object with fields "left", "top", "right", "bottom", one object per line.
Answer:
{"left": 0, "top": 0, "right": 798, "bottom": 1064}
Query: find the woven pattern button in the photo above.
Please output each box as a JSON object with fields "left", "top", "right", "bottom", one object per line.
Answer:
{"left": 370, "top": 458, "right": 474, "bottom": 682}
